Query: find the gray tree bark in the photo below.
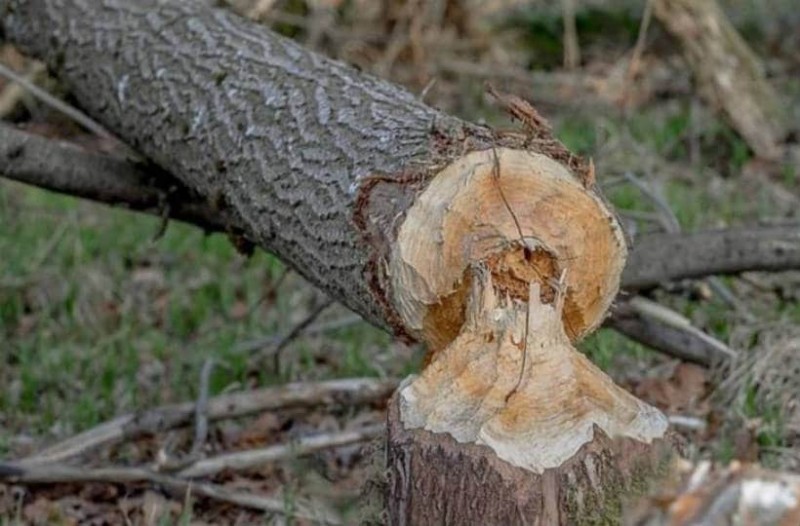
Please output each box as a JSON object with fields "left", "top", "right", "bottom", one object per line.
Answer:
{"left": 0, "top": 0, "right": 542, "bottom": 338}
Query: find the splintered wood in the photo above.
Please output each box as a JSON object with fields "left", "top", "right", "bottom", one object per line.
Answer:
{"left": 390, "top": 148, "right": 627, "bottom": 353}
{"left": 399, "top": 267, "right": 667, "bottom": 473}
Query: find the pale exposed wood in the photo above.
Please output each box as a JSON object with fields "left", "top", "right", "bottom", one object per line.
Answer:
{"left": 391, "top": 148, "right": 627, "bottom": 352}
{"left": 653, "top": 0, "right": 788, "bottom": 159}
{"left": 399, "top": 268, "right": 667, "bottom": 474}
{"left": 0, "top": 2, "right": 689, "bottom": 522}
{"left": 388, "top": 384, "right": 673, "bottom": 526}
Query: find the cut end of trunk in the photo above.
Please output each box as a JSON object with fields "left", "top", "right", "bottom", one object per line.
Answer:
{"left": 398, "top": 267, "right": 668, "bottom": 474}
{"left": 390, "top": 148, "right": 627, "bottom": 353}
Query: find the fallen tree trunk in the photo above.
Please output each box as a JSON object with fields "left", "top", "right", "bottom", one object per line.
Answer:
{"left": 1, "top": 0, "right": 619, "bottom": 346}
{"left": 2, "top": 1, "right": 671, "bottom": 522}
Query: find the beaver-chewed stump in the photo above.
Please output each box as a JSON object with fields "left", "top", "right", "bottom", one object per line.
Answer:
{"left": 385, "top": 149, "right": 671, "bottom": 526}
{"left": 0, "top": 2, "right": 672, "bottom": 521}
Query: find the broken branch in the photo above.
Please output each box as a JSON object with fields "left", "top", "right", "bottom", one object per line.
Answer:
{"left": 21, "top": 377, "right": 398, "bottom": 465}
{"left": 177, "top": 425, "right": 383, "bottom": 478}
{"left": 0, "top": 462, "right": 341, "bottom": 524}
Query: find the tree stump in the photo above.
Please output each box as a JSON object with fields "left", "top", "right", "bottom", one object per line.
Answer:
{"left": 385, "top": 149, "right": 672, "bottom": 525}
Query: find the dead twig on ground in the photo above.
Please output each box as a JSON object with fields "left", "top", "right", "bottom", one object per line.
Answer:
{"left": 178, "top": 425, "right": 384, "bottom": 478}
{"left": 190, "top": 359, "right": 215, "bottom": 457}
{"left": 608, "top": 296, "right": 737, "bottom": 366}
{"left": 234, "top": 313, "right": 364, "bottom": 354}
{"left": 20, "top": 378, "right": 398, "bottom": 465}
{"left": 0, "top": 462, "right": 341, "bottom": 524}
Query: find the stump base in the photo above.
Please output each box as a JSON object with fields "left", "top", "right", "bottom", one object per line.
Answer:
{"left": 386, "top": 391, "right": 675, "bottom": 526}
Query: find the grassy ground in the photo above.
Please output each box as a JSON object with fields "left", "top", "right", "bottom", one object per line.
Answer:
{"left": 1, "top": 0, "right": 799, "bottom": 523}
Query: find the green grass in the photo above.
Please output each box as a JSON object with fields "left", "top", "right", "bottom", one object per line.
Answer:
{"left": 0, "top": 181, "right": 402, "bottom": 445}
{"left": 579, "top": 329, "right": 650, "bottom": 372}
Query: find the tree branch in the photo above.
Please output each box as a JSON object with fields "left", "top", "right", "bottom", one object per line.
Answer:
{"left": 0, "top": 123, "right": 238, "bottom": 234}
{"left": 21, "top": 377, "right": 398, "bottom": 465}
{"left": 607, "top": 296, "right": 737, "bottom": 366}
{"left": 0, "top": 462, "right": 342, "bottom": 524}
{"left": 622, "top": 226, "right": 800, "bottom": 289}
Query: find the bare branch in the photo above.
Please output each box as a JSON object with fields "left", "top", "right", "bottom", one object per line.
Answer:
{"left": 0, "top": 123, "right": 237, "bottom": 234}
{"left": 21, "top": 377, "right": 398, "bottom": 465}
{"left": 0, "top": 462, "right": 342, "bottom": 524}
{"left": 607, "top": 296, "right": 736, "bottom": 366}
{"left": 190, "top": 359, "right": 215, "bottom": 457}
{"left": 0, "top": 62, "right": 114, "bottom": 141}
{"left": 622, "top": 225, "right": 800, "bottom": 290}
{"left": 178, "top": 425, "right": 384, "bottom": 478}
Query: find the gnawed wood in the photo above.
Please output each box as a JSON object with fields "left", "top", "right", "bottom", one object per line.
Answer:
{"left": 399, "top": 269, "right": 667, "bottom": 473}
{"left": 391, "top": 148, "right": 627, "bottom": 353}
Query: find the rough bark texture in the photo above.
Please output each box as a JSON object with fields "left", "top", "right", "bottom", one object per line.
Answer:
{"left": 0, "top": 0, "right": 593, "bottom": 341}
{"left": 4, "top": 125, "right": 798, "bottom": 303}
{"left": 622, "top": 226, "right": 800, "bottom": 290}
{"left": 0, "top": 3, "right": 681, "bottom": 523}
{"left": 653, "top": 0, "right": 788, "bottom": 160}
{"left": 387, "top": 391, "right": 673, "bottom": 526}
{"left": 0, "top": 0, "right": 463, "bottom": 336}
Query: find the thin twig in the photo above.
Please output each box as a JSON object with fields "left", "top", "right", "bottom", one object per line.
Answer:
{"left": 267, "top": 297, "right": 334, "bottom": 372}
{"left": 625, "top": 0, "right": 654, "bottom": 85}
{"left": 0, "top": 62, "right": 113, "bottom": 141}
{"left": 0, "top": 62, "right": 46, "bottom": 118}
{"left": 0, "top": 462, "right": 341, "bottom": 525}
{"left": 20, "top": 378, "right": 398, "bottom": 465}
{"left": 623, "top": 171, "right": 680, "bottom": 233}
{"left": 561, "top": 0, "right": 581, "bottom": 69}
{"left": 190, "top": 359, "right": 215, "bottom": 457}
{"left": 178, "top": 425, "right": 384, "bottom": 478}
{"left": 234, "top": 314, "right": 364, "bottom": 354}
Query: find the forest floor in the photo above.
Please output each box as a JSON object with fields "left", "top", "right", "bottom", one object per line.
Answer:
{"left": 1, "top": 0, "right": 799, "bottom": 524}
